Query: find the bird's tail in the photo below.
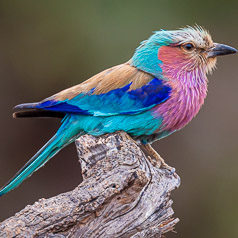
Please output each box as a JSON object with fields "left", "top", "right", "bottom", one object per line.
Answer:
{"left": 0, "top": 115, "right": 82, "bottom": 197}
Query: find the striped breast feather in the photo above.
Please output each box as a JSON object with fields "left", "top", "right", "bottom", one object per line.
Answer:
{"left": 15, "top": 64, "right": 171, "bottom": 116}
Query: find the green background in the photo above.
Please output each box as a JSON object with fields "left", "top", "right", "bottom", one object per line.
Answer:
{"left": 0, "top": 1, "right": 237, "bottom": 237}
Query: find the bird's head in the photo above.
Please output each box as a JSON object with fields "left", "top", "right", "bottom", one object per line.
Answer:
{"left": 131, "top": 26, "right": 237, "bottom": 80}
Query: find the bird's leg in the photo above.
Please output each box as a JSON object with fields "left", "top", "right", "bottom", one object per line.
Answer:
{"left": 123, "top": 133, "right": 174, "bottom": 172}
{"left": 142, "top": 144, "right": 174, "bottom": 172}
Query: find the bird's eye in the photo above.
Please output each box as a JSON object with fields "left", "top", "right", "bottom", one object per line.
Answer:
{"left": 181, "top": 43, "right": 195, "bottom": 52}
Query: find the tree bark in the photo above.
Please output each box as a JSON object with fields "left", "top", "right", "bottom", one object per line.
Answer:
{"left": 0, "top": 131, "right": 180, "bottom": 238}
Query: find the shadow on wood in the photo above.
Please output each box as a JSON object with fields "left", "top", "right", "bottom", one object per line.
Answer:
{"left": 0, "top": 131, "right": 180, "bottom": 237}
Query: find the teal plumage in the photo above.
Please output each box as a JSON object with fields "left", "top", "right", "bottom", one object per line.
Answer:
{"left": 0, "top": 26, "right": 236, "bottom": 197}
{"left": 0, "top": 115, "right": 82, "bottom": 195}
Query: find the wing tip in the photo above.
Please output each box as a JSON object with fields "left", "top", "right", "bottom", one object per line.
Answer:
{"left": 12, "top": 112, "right": 17, "bottom": 118}
{"left": 14, "top": 103, "right": 38, "bottom": 109}
{"left": 12, "top": 110, "right": 65, "bottom": 119}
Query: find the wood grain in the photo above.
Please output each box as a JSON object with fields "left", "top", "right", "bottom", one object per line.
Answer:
{"left": 0, "top": 131, "right": 180, "bottom": 237}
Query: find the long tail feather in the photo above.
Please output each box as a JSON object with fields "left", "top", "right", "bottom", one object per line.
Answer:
{"left": 0, "top": 115, "right": 82, "bottom": 197}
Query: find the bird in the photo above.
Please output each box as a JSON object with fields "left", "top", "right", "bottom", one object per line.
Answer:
{"left": 0, "top": 26, "right": 236, "bottom": 197}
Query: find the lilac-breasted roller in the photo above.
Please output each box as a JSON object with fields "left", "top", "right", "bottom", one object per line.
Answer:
{"left": 0, "top": 26, "right": 236, "bottom": 197}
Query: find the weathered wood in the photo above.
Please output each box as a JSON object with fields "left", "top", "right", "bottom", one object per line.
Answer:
{"left": 0, "top": 131, "right": 180, "bottom": 238}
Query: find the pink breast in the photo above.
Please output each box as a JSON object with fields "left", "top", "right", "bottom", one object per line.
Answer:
{"left": 153, "top": 81, "right": 207, "bottom": 132}
{"left": 153, "top": 46, "right": 208, "bottom": 132}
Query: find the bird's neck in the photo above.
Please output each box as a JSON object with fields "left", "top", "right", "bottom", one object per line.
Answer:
{"left": 153, "top": 66, "right": 208, "bottom": 132}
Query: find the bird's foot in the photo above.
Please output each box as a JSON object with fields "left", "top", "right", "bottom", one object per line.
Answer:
{"left": 142, "top": 144, "right": 175, "bottom": 173}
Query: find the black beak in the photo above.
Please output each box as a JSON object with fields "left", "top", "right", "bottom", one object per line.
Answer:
{"left": 207, "top": 43, "right": 237, "bottom": 58}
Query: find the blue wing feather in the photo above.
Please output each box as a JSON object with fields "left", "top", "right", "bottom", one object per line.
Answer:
{"left": 17, "top": 78, "right": 171, "bottom": 116}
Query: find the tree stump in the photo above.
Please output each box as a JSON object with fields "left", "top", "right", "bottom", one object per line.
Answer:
{"left": 0, "top": 131, "right": 180, "bottom": 237}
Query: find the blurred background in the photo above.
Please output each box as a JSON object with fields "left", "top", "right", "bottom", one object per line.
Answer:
{"left": 0, "top": 1, "right": 237, "bottom": 237}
